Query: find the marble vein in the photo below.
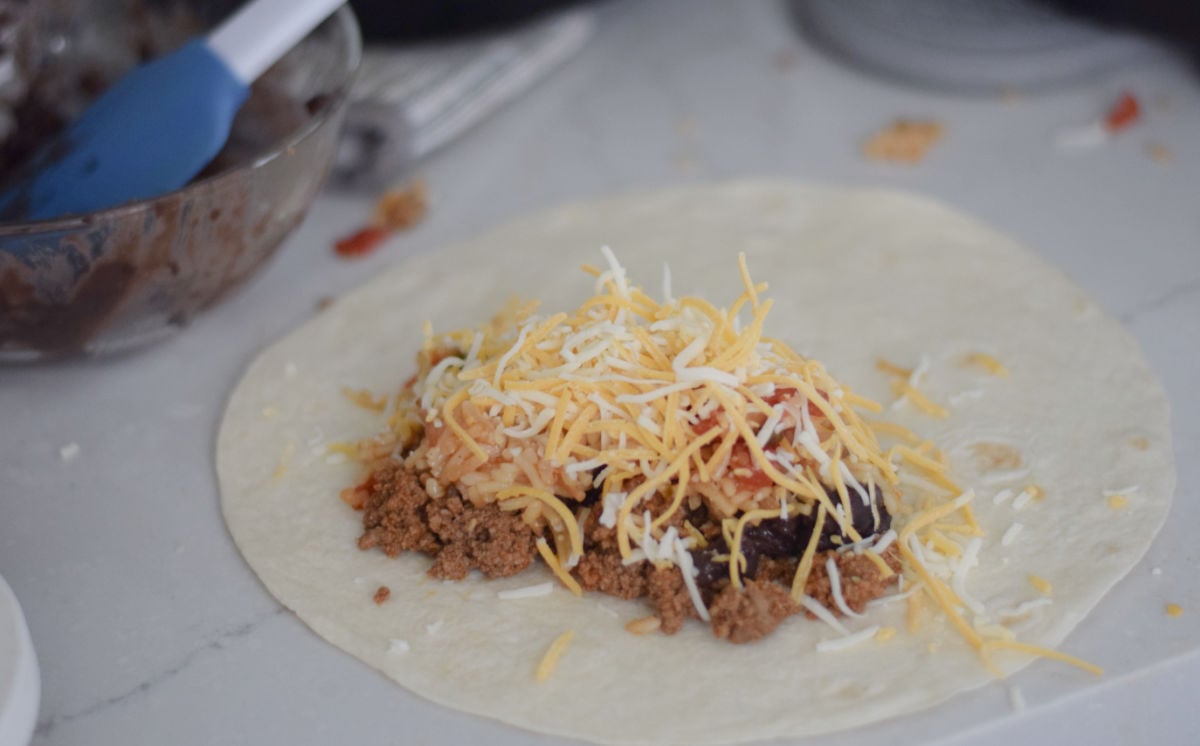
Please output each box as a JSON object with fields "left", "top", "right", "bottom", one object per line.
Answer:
{"left": 33, "top": 606, "right": 286, "bottom": 740}
{"left": 1119, "top": 274, "right": 1200, "bottom": 323}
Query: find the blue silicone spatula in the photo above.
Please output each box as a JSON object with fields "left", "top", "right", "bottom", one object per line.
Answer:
{"left": 0, "top": 0, "right": 345, "bottom": 222}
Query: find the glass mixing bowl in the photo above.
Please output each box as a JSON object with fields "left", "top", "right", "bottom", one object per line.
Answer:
{"left": 0, "top": 0, "right": 361, "bottom": 361}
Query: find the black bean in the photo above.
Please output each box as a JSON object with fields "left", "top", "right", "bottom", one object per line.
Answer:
{"left": 688, "top": 483, "right": 891, "bottom": 593}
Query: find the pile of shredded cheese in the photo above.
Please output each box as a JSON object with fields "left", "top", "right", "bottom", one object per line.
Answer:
{"left": 368, "top": 248, "right": 1098, "bottom": 677}
{"left": 401, "top": 250, "right": 898, "bottom": 597}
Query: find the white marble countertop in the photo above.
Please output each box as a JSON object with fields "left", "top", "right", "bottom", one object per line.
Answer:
{"left": 2, "top": 2, "right": 1199, "bottom": 744}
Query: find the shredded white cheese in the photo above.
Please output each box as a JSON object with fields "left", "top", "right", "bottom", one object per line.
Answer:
{"left": 799, "top": 595, "right": 849, "bottom": 635}
{"left": 497, "top": 582, "right": 555, "bottom": 600}
{"left": 1001, "top": 522, "right": 1024, "bottom": 547}
{"left": 826, "top": 556, "right": 865, "bottom": 618}
{"left": 816, "top": 625, "right": 880, "bottom": 652}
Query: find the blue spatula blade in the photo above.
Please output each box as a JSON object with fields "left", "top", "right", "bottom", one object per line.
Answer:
{"left": 0, "top": 40, "right": 248, "bottom": 222}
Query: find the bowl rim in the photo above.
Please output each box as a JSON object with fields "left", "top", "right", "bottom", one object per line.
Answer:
{"left": 0, "top": 4, "right": 363, "bottom": 238}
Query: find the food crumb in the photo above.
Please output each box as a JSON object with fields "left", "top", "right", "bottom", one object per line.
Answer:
{"left": 861, "top": 120, "right": 943, "bottom": 164}
{"left": 1166, "top": 603, "right": 1183, "bottom": 618}
{"left": 388, "top": 638, "right": 410, "bottom": 654}
{"left": 1107, "top": 495, "right": 1128, "bottom": 511}
{"left": 59, "top": 442, "right": 80, "bottom": 463}
{"left": 1147, "top": 142, "right": 1173, "bottom": 164}
{"left": 334, "top": 179, "right": 428, "bottom": 259}
{"left": 373, "top": 586, "right": 391, "bottom": 605}
{"left": 315, "top": 296, "right": 336, "bottom": 312}
{"left": 335, "top": 226, "right": 390, "bottom": 258}
{"left": 875, "top": 626, "right": 896, "bottom": 642}
{"left": 1130, "top": 436, "right": 1150, "bottom": 451}
{"left": 1152, "top": 567, "right": 1163, "bottom": 576}
{"left": 372, "top": 179, "right": 428, "bottom": 232}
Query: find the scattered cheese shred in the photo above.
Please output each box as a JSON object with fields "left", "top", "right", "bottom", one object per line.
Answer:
{"left": 498, "top": 582, "right": 555, "bottom": 600}
{"left": 1107, "top": 495, "right": 1128, "bottom": 510}
{"left": 1028, "top": 575, "right": 1053, "bottom": 595}
{"left": 891, "top": 380, "right": 950, "bottom": 419}
{"left": 817, "top": 625, "right": 880, "bottom": 652}
{"left": 876, "top": 358, "right": 913, "bottom": 379}
{"left": 964, "top": 352, "right": 1009, "bottom": 377}
{"left": 982, "top": 638, "right": 1103, "bottom": 676}
{"left": 535, "top": 629, "right": 576, "bottom": 682}
{"left": 1166, "top": 603, "right": 1183, "bottom": 618}
{"left": 625, "top": 616, "right": 662, "bottom": 635}
{"left": 342, "top": 386, "right": 388, "bottom": 412}
{"left": 1008, "top": 685, "right": 1026, "bottom": 712}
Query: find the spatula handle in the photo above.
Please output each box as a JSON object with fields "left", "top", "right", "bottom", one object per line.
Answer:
{"left": 207, "top": 0, "right": 347, "bottom": 85}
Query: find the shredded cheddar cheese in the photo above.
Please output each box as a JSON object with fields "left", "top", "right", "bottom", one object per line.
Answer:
{"left": 537, "top": 539, "right": 582, "bottom": 597}
{"left": 406, "top": 251, "right": 895, "bottom": 575}
{"left": 964, "top": 352, "right": 1009, "bottom": 377}
{"left": 342, "top": 386, "right": 388, "bottom": 412}
{"left": 535, "top": 629, "right": 575, "bottom": 681}
{"left": 1166, "top": 603, "right": 1183, "bottom": 618}
{"left": 1028, "top": 575, "right": 1053, "bottom": 595}
{"left": 891, "top": 381, "right": 950, "bottom": 419}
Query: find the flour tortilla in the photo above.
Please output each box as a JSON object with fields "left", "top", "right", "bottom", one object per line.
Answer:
{"left": 217, "top": 183, "right": 1174, "bottom": 744}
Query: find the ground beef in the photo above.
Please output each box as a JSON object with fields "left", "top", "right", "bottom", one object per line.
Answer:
{"left": 803, "top": 545, "right": 902, "bottom": 615}
{"left": 710, "top": 580, "right": 798, "bottom": 643}
{"left": 358, "top": 465, "right": 439, "bottom": 556}
{"left": 646, "top": 566, "right": 698, "bottom": 634}
{"left": 425, "top": 494, "right": 537, "bottom": 580}
{"left": 373, "top": 586, "right": 390, "bottom": 605}
{"left": 355, "top": 463, "right": 900, "bottom": 643}
{"left": 755, "top": 556, "right": 798, "bottom": 585}
{"left": 575, "top": 548, "right": 646, "bottom": 599}
{"left": 357, "top": 464, "right": 536, "bottom": 581}
{"left": 581, "top": 505, "right": 620, "bottom": 551}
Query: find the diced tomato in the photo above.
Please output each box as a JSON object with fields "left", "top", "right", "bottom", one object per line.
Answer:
{"left": 1105, "top": 91, "right": 1140, "bottom": 133}
{"left": 763, "top": 387, "right": 796, "bottom": 406}
{"left": 729, "top": 442, "right": 775, "bottom": 491}
{"left": 335, "top": 226, "right": 390, "bottom": 258}
{"left": 694, "top": 413, "right": 721, "bottom": 435}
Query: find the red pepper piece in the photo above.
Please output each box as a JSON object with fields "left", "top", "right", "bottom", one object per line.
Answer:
{"left": 335, "top": 226, "right": 390, "bottom": 258}
{"left": 1105, "top": 92, "right": 1140, "bottom": 133}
